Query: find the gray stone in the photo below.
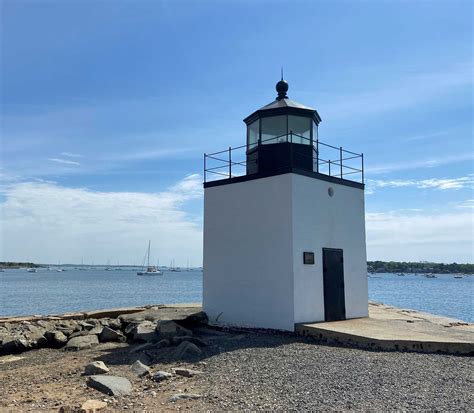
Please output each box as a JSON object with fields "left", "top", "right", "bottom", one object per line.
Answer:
{"left": 0, "top": 336, "right": 29, "bottom": 354}
{"left": 86, "top": 375, "right": 132, "bottom": 396}
{"left": 108, "top": 318, "right": 122, "bottom": 330}
{"left": 152, "top": 371, "right": 173, "bottom": 382}
{"left": 88, "top": 325, "right": 104, "bottom": 336}
{"left": 156, "top": 320, "right": 192, "bottom": 339}
{"left": 44, "top": 330, "right": 68, "bottom": 347}
{"left": 80, "top": 399, "right": 107, "bottom": 413}
{"left": 65, "top": 335, "right": 99, "bottom": 351}
{"left": 182, "top": 311, "right": 208, "bottom": 327}
{"left": 36, "top": 320, "right": 53, "bottom": 329}
{"left": 129, "top": 321, "right": 157, "bottom": 342}
{"left": 130, "top": 360, "right": 151, "bottom": 377}
{"left": 173, "top": 368, "right": 203, "bottom": 377}
{"left": 79, "top": 321, "right": 95, "bottom": 331}
{"left": 169, "top": 393, "right": 202, "bottom": 402}
{"left": 99, "top": 326, "right": 126, "bottom": 343}
{"left": 172, "top": 341, "right": 202, "bottom": 360}
{"left": 84, "top": 361, "right": 109, "bottom": 375}
{"left": 171, "top": 336, "right": 207, "bottom": 347}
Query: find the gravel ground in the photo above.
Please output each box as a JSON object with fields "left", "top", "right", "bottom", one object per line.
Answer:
{"left": 193, "top": 331, "right": 474, "bottom": 411}
{"left": 1, "top": 329, "right": 472, "bottom": 411}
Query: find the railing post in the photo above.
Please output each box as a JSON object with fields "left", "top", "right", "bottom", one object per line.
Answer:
{"left": 316, "top": 139, "right": 319, "bottom": 173}
{"left": 340, "top": 146, "right": 343, "bottom": 178}
{"left": 290, "top": 132, "right": 293, "bottom": 168}
{"left": 204, "top": 153, "right": 206, "bottom": 183}
{"left": 361, "top": 153, "right": 364, "bottom": 184}
{"left": 328, "top": 159, "right": 331, "bottom": 176}
{"left": 228, "top": 147, "right": 232, "bottom": 178}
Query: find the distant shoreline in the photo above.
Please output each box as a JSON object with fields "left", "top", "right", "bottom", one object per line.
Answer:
{"left": 2, "top": 261, "right": 473, "bottom": 274}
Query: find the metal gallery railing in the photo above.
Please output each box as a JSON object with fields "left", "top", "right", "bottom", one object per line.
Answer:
{"left": 204, "top": 132, "right": 364, "bottom": 184}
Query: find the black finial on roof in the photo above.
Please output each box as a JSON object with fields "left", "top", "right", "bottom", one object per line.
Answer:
{"left": 276, "top": 70, "right": 288, "bottom": 101}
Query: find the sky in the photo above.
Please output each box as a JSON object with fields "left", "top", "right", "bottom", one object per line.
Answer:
{"left": 0, "top": 0, "right": 473, "bottom": 265}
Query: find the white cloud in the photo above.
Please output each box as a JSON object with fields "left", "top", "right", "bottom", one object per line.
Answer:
{"left": 366, "top": 153, "right": 474, "bottom": 175}
{"left": 0, "top": 174, "right": 203, "bottom": 266}
{"left": 367, "top": 175, "right": 474, "bottom": 193}
{"left": 48, "top": 158, "right": 81, "bottom": 166}
{"left": 366, "top": 210, "right": 474, "bottom": 262}
{"left": 61, "top": 152, "right": 82, "bottom": 158}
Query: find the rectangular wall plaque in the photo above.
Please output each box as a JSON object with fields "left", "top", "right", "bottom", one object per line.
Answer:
{"left": 303, "top": 252, "right": 315, "bottom": 265}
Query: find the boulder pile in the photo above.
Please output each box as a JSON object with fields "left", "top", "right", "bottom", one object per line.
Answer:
{"left": 0, "top": 308, "right": 208, "bottom": 356}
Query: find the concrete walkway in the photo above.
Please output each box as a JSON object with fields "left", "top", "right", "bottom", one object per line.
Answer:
{"left": 296, "top": 302, "right": 474, "bottom": 354}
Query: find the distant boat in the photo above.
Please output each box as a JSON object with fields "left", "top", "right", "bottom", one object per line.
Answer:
{"left": 397, "top": 273, "right": 405, "bottom": 276}
{"left": 454, "top": 274, "right": 463, "bottom": 279}
{"left": 425, "top": 273, "right": 436, "bottom": 278}
{"left": 137, "top": 241, "right": 163, "bottom": 276}
{"left": 26, "top": 268, "right": 37, "bottom": 273}
{"left": 56, "top": 268, "right": 64, "bottom": 272}
{"left": 169, "top": 259, "right": 181, "bottom": 272}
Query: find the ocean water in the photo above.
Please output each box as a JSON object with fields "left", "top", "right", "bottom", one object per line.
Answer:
{"left": 0, "top": 269, "right": 472, "bottom": 322}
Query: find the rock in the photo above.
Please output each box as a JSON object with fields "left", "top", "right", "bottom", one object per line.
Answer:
{"left": 69, "top": 325, "right": 103, "bottom": 339}
{"left": 152, "top": 370, "right": 173, "bottom": 382}
{"left": 79, "top": 321, "right": 95, "bottom": 331}
{"left": 173, "top": 368, "right": 203, "bottom": 377}
{"left": 0, "top": 337, "right": 29, "bottom": 354}
{"left": 128, "top": 321, "right": 157, "bottom": 342}
{"left": 53, "top": 331, "right": 68, "bottom": 346}
{"left": 172, "top": 341, "right": 202, "bottom": 360}
{"left": 169, "top": 393, "right": 202, "bottom": 402}
{"left": 25, "top": 326, "right": 47, "bottom": 348}
{"left": 88, "top": 325, "right": 104, "bottom": 336}
{"left": 36, "top": 320, "right": 53, "bottom": 329}
{"left": 156, "top": 320, "right": 192, "bottom": 339}
{"left": 80, "top": 399, "right": 107, "bottom": 413}
{"left": 86, "top": 375, "right": 132, "bottom": 396}
{"left": 65, "top": 335, "right": 99, "bottom": 351}
{"left": 182, "top": 311, "right": 208, "bottom": 327}
{"left": 130, "top": 360, "right": 150, "bottom": 377}
{"left": 45, "top": 330, "right": 68, "bottom": 347}
{"left": 84, "top": 361, "right": 109, "bottom": 375}
{"left": 99, "top": 327, "right": 126, "bottom": 343}
{"left": 171, "top": 336, "right": 207, "bottom": 347}
{"left": 108, "top": 318, "right": 122, "bottom": 330}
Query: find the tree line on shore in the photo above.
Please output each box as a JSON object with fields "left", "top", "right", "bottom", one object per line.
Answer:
{"left": 368, "top": 261, "right": 473, "bottom": 274}
{"left": 1, "top": 261, "right": 473, "bottom": 274}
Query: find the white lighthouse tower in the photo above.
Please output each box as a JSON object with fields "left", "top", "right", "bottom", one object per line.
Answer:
{"left": 203, "top": 78, "right": 368, "bottom": 331}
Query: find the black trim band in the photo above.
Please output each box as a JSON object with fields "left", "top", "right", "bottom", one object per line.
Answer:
{"left": 203, "top": 168, "right": 365, "bottom": 190}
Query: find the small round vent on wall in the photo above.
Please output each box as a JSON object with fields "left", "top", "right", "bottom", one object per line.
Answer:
{"left": 328, "top": 187, "right": 334, "bottom": 197}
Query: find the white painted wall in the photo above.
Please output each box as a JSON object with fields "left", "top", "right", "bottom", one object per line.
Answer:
{"left": 203, "top": 174, "right": 295, "bottom": 331}
{"left": 203, "top": 172, "right": 368, "bottom": 331}
{"left": 292, "top": 174, "right": 368, "bottom": 323}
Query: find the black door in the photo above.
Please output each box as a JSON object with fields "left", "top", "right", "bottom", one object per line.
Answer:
{"left": 322, "top": 248, "right": 346, "bottom": 321}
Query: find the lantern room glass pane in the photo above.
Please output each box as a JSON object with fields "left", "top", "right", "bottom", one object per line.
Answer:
{"left": 248, "top": 120, "right": 259, "bottom": 150}
{"left": 261, "top": 115, "right": 287, "bottom": 144}
{"left": 288, "top": 115, "right": 311, "bottom": 144}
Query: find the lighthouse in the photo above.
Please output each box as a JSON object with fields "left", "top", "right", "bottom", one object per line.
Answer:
{"left": 202, "top": 78, "right": 368, "bottom": 331}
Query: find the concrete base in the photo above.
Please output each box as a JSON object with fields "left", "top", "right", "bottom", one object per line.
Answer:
{"left": 296, "top": 302, "right": 474, "bottom": 354}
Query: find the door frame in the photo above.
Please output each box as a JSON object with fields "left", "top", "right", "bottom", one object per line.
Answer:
{"left": 322, "top": 247, "right": 346, "bottom": 322}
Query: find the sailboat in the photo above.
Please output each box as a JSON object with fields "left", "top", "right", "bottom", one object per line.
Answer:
{"left": 137, "top": 241, "right": 163, "bottom": 276}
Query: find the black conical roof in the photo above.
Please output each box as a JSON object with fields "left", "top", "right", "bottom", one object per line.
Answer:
{"left": 244, "top": 79, "right": 321, "bottom": 125}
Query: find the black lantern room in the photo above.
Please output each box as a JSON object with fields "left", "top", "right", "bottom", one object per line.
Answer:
{"left": 243, "top": 78, "right": 322, "bottom": 175}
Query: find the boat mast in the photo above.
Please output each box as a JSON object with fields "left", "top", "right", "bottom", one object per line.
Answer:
{"left": 147, "top": 240, "right": 151, "bottom": 267}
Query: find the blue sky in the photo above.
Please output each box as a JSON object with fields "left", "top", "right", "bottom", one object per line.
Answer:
{"left": 1, "top": 0, "right": 473, "bottom": 265}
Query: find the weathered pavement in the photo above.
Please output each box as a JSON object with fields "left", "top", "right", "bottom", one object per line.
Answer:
{"left": 297, "top": 302, "right": 474, "bottom": 354}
